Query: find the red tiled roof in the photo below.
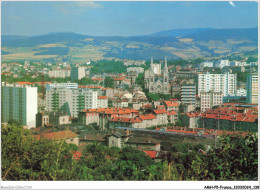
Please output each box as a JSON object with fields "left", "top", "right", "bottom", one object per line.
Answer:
{"left": 143, "top": 150, "right": 157, "bottom": 159}
{"left": 73, "top": 151, "right": 82, "bottom": 160}
{"left": 40, "top": 130, "right": 78, "bottom": 141}
{"left": 139, "top": 114, "right": 157, "bottom": 120}
{"left": 110, "top": 117, "right": 142, "bottom": 123}
{"left": 33, "top": 81, "right": 52, "bottom": 84}
{"left": 14, "top": 82, "right": 33, "bottom": 85}
{"left": 186, "top": 112, "right": 201, "bottom": 118}
{"left": 98, "top": 96, "right": 108, "bottom": 99}
{"left": 154, "top": 109, "right": 167, "bottom": 114}
{"left": 164, "top": 101, "right": 179, "bottom": 107}
{"left": 113, "top": 76, "right": 126, "bottom": 81}
{"left": 91, "top": 78, "right": 103, "bottom": 81}
{"left": 166, "top": 129, "right": 198, "bottom": 134}
{"left": 78, "top": 85, "right": 102, "bottom": 89}
{"left": 84, "top": 107, "right": 139, "bottom": 115}
{"left": 167, "top": 110, "right": 177, "bottom": 115}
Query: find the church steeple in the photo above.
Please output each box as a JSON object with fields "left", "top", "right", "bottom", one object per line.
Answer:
{"left": 165, "top": 57, "right": 167, "bottom": 69}
{"left": 151, "top": 57, "right": 153, "bottom": 65}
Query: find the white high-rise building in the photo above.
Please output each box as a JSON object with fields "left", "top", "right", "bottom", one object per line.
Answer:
{"left": 1, "top": 83, "right": 38, "bottom": 128}
{"left": 71, "top": 66, "right": 90, "bottom": 81}
{"left": 214, "top": 60, "right": 230, "bottom": 68}
{"left": 198, "top": 72, "right": 237, "bottom": 97}
{"left": 246, "top": 73, "right": 258, "bottom": 104}
{"left": 200, "top": 91, "right": 224, "bottom": 112}
{"left": 46, "top": 83, "right": 78, "bottom": 90}
{"left": 200, "top": 61, "right": 213, "bottom": 71}
{"left": 46, "top": 87, "right": 98, "bottom": 117}
{"left": 48, "top": 68, "right": 71, "bottom": 78}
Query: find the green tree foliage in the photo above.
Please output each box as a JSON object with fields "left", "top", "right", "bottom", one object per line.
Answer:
{"left": 146, "top": 93, "right": 160, "bottom": 101}
{"left": 1, "top": 124, "right": 81, "bottom": 180}
{"left": 246, "top": 56, "right": 258, "bottom": 63}
{"left": 74, "top": 77, "right": 98, "bottom": 85}
{"left": 104, "top": 77, "right": 114, "bottom": 88}
{"left": 237, "top": 72, "right": 248, "bottom": 83}
{"left": 1, "top": 123, "right": 257, "bottom": 181}
{"left": 136, "top": 73, "right": 144, "bottom": 89}
{"left": 90, "top": 60, "right": 126, "bottom": 74}
{"left": 159, "top": 94, "right": 173, "bottom": 100}
{"left": 174, "top": 94, "right": 181, "bottom": 100}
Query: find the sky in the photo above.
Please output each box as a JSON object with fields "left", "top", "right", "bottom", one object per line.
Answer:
{"left": 1, "top": 1, "right": 258, "bottom": 36}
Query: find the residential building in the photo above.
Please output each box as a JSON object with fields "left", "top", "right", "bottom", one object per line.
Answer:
{"left": 46, "top": 87, "right": 98, "bottom": 117}
{"left": 171, "top": 84, "right": 181, "bottom": 98}
{"left": 246, "top": 73, "right": 258, "bottom": 104}
{"left": 124, "top": 60, "right": 145, "bottom": 66}
{"left": 167, "top": 110, "right": 178, "bottom": 124}
{"left": 181, "top": 84, "right": 196, "bottom": 105}
{"left": 182, "top": 112, "right": 201, "bottom": 128}
{"left": 36, "top": 112, "right": 71, "bottom": 127}
{"left": 200, "top": 91, "right": 224, "bottom": 112}
{"left": 127, "top": 67, "right": 144, "bottom": 74}
{"left": 48, "top": 68, "right": 71, "bottom": 78}
{"left": 200, "top": 104, "right": 258, "bottom": 132}
{"left": 49, "top": 112, "right": 71, "bottom": 126}
{"left": 1, "top": 83, "right": 37, "bottom": 128}
{"left": 79, "top": 107, "right": 139, "bottom": 130}
{"left": 138, "top": 114, "right": 158, "bottom": 128}
{"left": 125, "top": 137, "right": 161, "bottom": 151}
{"left": 34, "top": 130, "right": 79, "bottom": 146}
{"left": 198, "top": 72, "right": 237, "bottom": 96}
{"left": 78, "top": 111, "right": 99, "bottom": 126}
{"left": 214, "top": 59, "right": 230, "bottom": 68}
{"left": 97, "top": 96, "right": 108, "bottom": 108}
{"left": 236, "top": 88, "right": 247, "bottom": 96}
{"left": 36, "top": 112, "right": 49, "bottom": 127}
{"left": 71, "top": 66, "right": 90, "bottom": 81}
{"left": 107, "top": 130, "right": 131, "bottom": 148}
{"left": 200, "top": 61, "right": 213, "bottom": 71}
{"left": 109, "top": 117, "right": 142, "bottom": 128}
{"left": 163, "top": 100, "right": 179, "bottom": 112}
{"left": 153, "top": 109, "right": 168, "bottom": 125}
{"left": 46, "top": 83, "right": 78, "bottom": 90}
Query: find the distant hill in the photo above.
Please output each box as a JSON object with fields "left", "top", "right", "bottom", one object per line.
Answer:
{"left": 147, "top": 28, "right": 214, "bottom": 37}
{"left": 1, "top": 28, "right": 258, "bottom": 62}
{"left": 185, "top": 27, "right": 258, "bottom": 43}
{"left": 2, "top": 35, "right": 28, "bottom": 42}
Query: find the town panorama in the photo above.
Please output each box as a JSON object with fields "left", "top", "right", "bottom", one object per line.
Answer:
{"left": 1, "top": 1, "right": 258, "bottom": 187}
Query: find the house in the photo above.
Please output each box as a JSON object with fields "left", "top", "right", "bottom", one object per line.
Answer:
{"left": 109, "top": 117, "right": 142, "bottom": 128}
{"left": 78, "top": 111, "right": 99, "bottom": 126}
{"left": 97, "top": 96, "right": 108, "bottom": 108}
{"left": 164, "top": 100, "right": 179, "bottom": 112}
{"left": 80, "top": 133, "right": 107, "bottom": 145}
{"left": 182, "top": 112, "right": 201, "bottom": 128}
{"left": 167, "top": 110, "right": 178, "bottom": 124}
{"left": 79, "top": 107, "right": 139, "bottom": 130}
{"left": 34, "top": 130, "right": 79, "bottom": 146}
{"left": 153, "top": 109, "right": 168, "bottom": 125}
{"left": 125, "top": 137, "right": 160, "bottom": 151}
{"left": 107, "top": 130, "right": 131, "bottom": 148}
{"left": 138, "top": 114, "right": 158, "bottom": 128}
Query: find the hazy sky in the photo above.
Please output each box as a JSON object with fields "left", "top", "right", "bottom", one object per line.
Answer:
{"left": 2, "top": 1, "right": 258, "bottom": 36}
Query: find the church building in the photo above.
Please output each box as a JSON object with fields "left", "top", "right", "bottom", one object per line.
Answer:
{"left": 144, "top": 57, "right": 170, "bottom": 94}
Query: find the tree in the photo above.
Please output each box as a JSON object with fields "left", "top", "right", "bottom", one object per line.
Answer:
{"left": 146, "top": 93, "right": 160, "bottom": 101}
{"left": 104, "top": 77, "right": 114, "bottom": 88}
{"left": 174, "top": 94, "right": 181, "bottom": 100}
{"left": 1, "top": 124, "right": 82, "bottom": 180}
{"left": 75, "top": 77, "right": 98, "bottom": 85}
